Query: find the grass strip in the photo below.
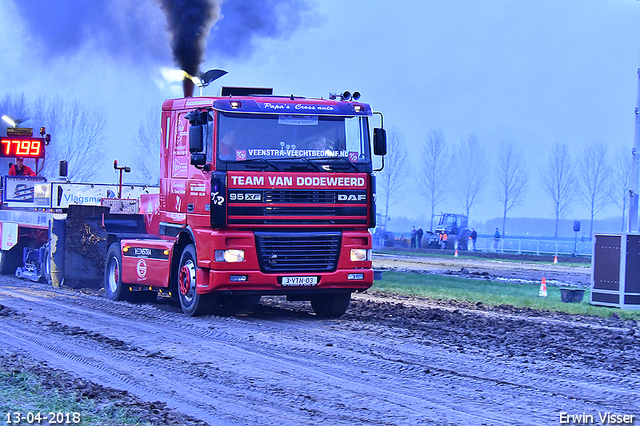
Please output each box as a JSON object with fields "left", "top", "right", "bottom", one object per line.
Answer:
{"left": 371, "top": 271, "right": 640, "bottom": 320}
{"left": 0, "top": 359, "right": 153, "bottom": 426}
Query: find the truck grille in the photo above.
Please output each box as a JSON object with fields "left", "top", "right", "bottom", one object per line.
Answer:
{"left": 228, "top": 189, "right": 368, "bottom": 226}
{"left": 264, "top": 190, "right": 335, "bottom": 203}
{"left": 255, "top": 231, "right": 341, "bottom": 272}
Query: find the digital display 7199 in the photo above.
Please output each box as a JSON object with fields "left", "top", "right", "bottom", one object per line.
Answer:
{"left": 0, "top": 137, "right": 45, "bottom": 158}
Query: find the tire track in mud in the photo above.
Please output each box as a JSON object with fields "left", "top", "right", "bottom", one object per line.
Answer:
{"left": 0, "top": 319, "right": 534, "bottom": 426}
{"left": 240, "top": 316, "right": 639, "bottom": 416}
{"left": 5, "top": 281, "right": 626, "bottom": 414}
{"left": 1, "top": 277, "right": 639, "bottom": 425}
{"left": 0, "top": 285, "right": 518, "bottom": 425}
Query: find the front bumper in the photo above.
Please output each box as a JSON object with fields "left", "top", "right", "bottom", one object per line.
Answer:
{"left": 196, "top": 267, "right": 373, "bottom": 294}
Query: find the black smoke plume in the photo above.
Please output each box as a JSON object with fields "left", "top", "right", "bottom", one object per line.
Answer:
{"left": 157, "top": 0, "right": 220, "bottom": 77}
{"left": 208, "top": 0, "right": 317, "bottom": 59}
{"left": 12, "top": 0, "right": 317, "bottom": 67}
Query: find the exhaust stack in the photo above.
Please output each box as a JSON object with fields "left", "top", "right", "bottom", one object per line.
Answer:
{"left": 183, "top": 78, "right": 195, "bottom": 97}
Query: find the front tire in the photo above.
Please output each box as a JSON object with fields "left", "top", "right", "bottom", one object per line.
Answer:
{"left": 178, "top": 244, "right": 212, "bottom": 316}
{"left": 310, "top": 292, "right": 351, "bottom": 318}
{"left": 105, "top": 243, "right": 127, "bottom": 301}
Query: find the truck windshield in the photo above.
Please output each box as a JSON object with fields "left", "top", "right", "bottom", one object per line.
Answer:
{"left": 217, "top": 112, "right": 371, "bottom": 163}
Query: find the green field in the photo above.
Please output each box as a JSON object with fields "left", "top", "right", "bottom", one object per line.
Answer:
{"left": 371, "top": 271, "right": 640, "bottom": 320}
{"left": 0, "top": 366, "right": 153, "bottom": 426}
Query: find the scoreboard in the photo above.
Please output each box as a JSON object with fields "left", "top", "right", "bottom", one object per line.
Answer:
{"left": 0, "top": 137, "right": 45, "bottom": 159}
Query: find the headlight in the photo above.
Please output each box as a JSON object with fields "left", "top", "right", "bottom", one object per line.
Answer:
{"left": 350, "top": 249, "right": 370, "bottom": 262}
{"left": 215, "top": 249, "right": 245, "bottom": 262}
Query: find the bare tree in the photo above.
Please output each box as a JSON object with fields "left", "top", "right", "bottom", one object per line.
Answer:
{"left": 416, "top": 128, "right": 449, "bottom": 231}
{"left": 0, "top": 92, "right": 30, "bottom": 126}
{"left": 541, "top": 142, "right": 576, "bottom": 238}
{"left": 131, "top": 106, "right": 161, "bottom": 184}
{"left": 495, "top": 140, "right": 528, "bottom": 236}
{"left": 451, "top": 133, "right": 488, "bottom": 223}
{"left": 578, "top": 141, "right": 610, "bottom": 238}
{"left": 610, "top": 145, "right": 633, "bottom": 231}
{"left": 377, "top": 125, "right": 409, "bottom": 230}
{"left": 33, "top": 94, "right": 107, "bottom": 182}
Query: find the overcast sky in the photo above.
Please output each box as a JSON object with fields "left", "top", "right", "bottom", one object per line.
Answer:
{"left": 1, "top": 0, "right": 639, "bottom": 227}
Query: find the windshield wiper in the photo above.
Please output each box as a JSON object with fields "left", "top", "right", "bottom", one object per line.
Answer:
{"left": 236, "top": 158, "right": 282, "bottom": 171}
{"left": 321, "top": 156, "right": 360, "bottom": 172}
{"left": 272, "top": 156, "right": 324, "bottom": 172}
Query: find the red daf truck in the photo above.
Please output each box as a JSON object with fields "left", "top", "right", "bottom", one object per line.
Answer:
{"left": 1, "top": 87, "right": 386, "bottom": 317}
{"left": 107, "top": 87, "right": 386, "bottom": 316}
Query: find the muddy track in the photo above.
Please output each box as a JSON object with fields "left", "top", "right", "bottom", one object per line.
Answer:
{"left": 0, "top": 260, "right": 638, "bottom": 425}
{"left": 373, "top": 253, "right": 591, "bottom": 287}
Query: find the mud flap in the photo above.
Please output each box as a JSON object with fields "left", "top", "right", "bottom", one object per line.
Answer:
{"left": 63, "top": 205, "right": 109, "bottom": 288}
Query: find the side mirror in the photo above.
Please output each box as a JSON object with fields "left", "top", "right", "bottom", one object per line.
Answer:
{"left": 191, "top": 153, "right": 206, "bottom": 166}
{"left": 189, "top": 125, "right": 203, "bottom": 153}
{"left": 186, "top": 110, "right": 209, "bottom": 126}
{"left": 373, "top": 128, "right": 387, "bottom": 156}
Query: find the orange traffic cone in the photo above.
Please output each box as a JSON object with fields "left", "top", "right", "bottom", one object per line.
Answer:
{"left": 553, "top": 256, "right": 558, "bottom": 264}
{"left": 454, "top": 249, "right": 459, "bottom": 257}
{"left": 538, "top": 277, "right": 548, "bottom": 297}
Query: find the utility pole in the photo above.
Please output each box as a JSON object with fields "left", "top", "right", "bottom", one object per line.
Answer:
{"left": 629, "top": 67, "right": 640, "bottom": 233}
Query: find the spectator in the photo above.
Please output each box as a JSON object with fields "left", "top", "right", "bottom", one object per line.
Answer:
{"left": 8, "top": 157, "right": 36, "bottom": 176}
{"left": 410, "top": 226, "right": 417, "bottom": 248}
{"left": 374, "top": 227, "right": 384, "bottom": 247}
{"left": 493, "top": 228, "right": 501, "bottom": 251}
{"left": 416, "top": 227, "right": 424, "bottom": 249}
{"left": 470, "top": 228, "right": 477, "bottom": 251}
{"left": 439, "top": 232, "right": 448, "bottom": 249}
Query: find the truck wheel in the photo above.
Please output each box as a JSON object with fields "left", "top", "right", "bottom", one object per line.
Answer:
{"left": 178, "top": 244, "right": 212, "bottom": 316}
{"left": 104, "top": 243, "right": 127, "bottom": 301}
{"left": 310, "top": 292, "right": 351, "bottom": 318}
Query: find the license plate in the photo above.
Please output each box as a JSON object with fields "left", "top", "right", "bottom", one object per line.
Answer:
{"left": 281, "top": 276, "right": 318, "bottom": 286}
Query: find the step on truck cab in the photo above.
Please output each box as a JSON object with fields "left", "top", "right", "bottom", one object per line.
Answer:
{"left": 108, "top": 88, "right": 386, "bottom": 316}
